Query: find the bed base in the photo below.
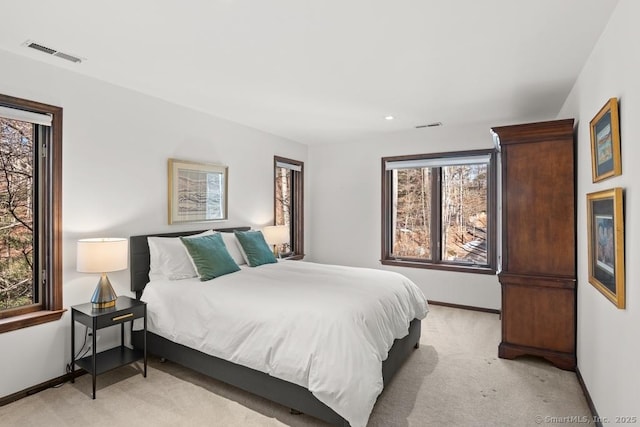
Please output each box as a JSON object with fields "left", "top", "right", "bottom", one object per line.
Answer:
{"left": 132, "top": 319, "right": 420, "bottom": 426}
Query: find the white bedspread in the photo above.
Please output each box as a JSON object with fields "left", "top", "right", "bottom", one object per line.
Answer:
{"left": 139, "top": 261, "right": 428, "bottom": 427}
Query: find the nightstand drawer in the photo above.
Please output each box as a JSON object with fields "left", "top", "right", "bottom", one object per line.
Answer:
{"left": 95, "top": 304, "right": 145, "bottom": 329}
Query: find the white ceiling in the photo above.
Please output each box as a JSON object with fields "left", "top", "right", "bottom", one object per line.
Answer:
{"left": 0, "top": 0, "right": 619, "bottom": 145}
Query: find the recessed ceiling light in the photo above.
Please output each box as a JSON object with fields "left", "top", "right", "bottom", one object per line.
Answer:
{"left": 384, "top": 115, "right": 395, "bottom": 121}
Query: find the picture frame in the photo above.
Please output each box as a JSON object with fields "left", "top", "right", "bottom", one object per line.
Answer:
{"left": 590, "top": 97, "right": 621, "bottom": 182}
{"left": 168, "top": 159, "right": 228, "bottom": 224}
{"left": 586, "top": 188, "right": 625, "bottom": 308}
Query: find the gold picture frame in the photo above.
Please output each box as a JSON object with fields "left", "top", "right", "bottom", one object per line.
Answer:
{"left": 587, "top": 188, "right": 625, "bottom": 308}
{"left": 168, "top": 159, "right": 228, "bottom": 224}
{"left": 590, "top": 98, "right": 621, "bottom": 182}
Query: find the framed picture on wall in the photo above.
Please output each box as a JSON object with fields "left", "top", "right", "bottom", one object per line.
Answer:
{"left": 586, "top": 188, "right": 625, "bottom": 308}
{"left": 168, "top": 159, "right": 228, "bottom": 224}
{"left": 590, "top": 97, "right": 621, "bottom": 182}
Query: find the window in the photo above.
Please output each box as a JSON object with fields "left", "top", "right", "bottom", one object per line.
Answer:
{"left": 274, "top": 156, "right": 304, "bottom": 258}
{"left": 0, "top": 94, "right": 63, "bottom": 333}
{"left": 381, "top": 149, "right": 496, "bottom": 273}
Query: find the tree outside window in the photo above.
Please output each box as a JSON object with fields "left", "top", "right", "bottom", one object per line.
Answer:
{"left": 0, "top": 117, "right": 35, "bottom": 310}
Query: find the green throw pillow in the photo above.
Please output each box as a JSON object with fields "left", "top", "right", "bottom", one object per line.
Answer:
{"left": 180, "top": 233, "right": 240, "bottom": 281}
{"left": 234, "top": 230, "right": 277, "bottom": 267}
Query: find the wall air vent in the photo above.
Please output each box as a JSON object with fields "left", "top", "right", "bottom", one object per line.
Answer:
{"left": 415, "top": 122, "right": 443, "bottom": 129}
{"left": 23, "top": 40, "right": 83, "bottom": 63}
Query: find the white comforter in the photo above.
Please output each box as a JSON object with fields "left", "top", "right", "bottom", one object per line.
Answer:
{"left": 139, "top": 261, "right": 428, "bottom": 427}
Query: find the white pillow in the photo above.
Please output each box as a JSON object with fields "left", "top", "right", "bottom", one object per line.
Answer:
{"left": 219, "top": 232, "right": 247, "bottom": 266}
{"left": 148, "top": 230, "right": 213, "bottom": 280}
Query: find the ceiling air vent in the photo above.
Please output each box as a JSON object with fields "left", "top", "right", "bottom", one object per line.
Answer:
{"left": 23, "top": 40, "right": 83, "bottom": 63}
{"left": 415, "top": 122, "right": 443, "bottom": 129}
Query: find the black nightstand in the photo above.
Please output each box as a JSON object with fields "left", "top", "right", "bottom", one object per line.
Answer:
{"left": 71, "top": 296, "right": 147, "bottom": 398}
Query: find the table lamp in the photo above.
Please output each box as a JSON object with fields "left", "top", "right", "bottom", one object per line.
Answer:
{"left": 77, "top": 238, "right": 128, "bottom": 309}
{"left": 262, "top": 225, "right": 290, "bottom": 258}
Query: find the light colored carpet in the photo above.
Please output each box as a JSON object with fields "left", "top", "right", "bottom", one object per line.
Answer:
{"left": 0, "top": 305, "right": 592, "bottom": 426}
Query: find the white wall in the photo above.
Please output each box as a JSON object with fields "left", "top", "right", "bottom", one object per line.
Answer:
{"left": 558, "top": 0, "right": 640, "bottom": 418}
{"left": 307, "top": 123, "right": 501, "bottom": 310}
{"left": 0, "top": 49, "right": 307, "bottom": 398}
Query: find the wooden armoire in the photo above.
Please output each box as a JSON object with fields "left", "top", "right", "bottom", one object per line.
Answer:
{"left": 492, "top": 119, "right": 576, "bottom": 371}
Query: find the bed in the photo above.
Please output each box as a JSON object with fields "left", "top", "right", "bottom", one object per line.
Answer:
{"left": 130, "top": 227, "right": 428, "bottom": 427}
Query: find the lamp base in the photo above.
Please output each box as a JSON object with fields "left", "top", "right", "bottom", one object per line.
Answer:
{"left": 92, "top": 300, "right": 116, "bottom": 309}
{"left": 91, "top": 273, "right": 117, "bottom": 310}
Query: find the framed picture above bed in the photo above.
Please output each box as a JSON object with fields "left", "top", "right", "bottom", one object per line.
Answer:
{"left": 590, "top": 97, "right": 621, "bottom": 183}
{"left": 586, "top": 187, "right": 625, "bottom": 309}
{"left": 168, "top": 159, "right": 228, "bottom": 224}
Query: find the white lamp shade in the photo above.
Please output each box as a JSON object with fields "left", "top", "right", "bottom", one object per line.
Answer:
{"left": 262, "top": 225, "right": 290, "bottom": 245}
{"left": 77, "top": 238, "right": 128, "bottom": 273}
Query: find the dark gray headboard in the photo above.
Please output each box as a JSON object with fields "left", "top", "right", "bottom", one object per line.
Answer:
{"left": 130, "top": 226, "right": 251, "bottom": 299}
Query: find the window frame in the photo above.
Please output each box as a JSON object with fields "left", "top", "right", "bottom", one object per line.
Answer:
{"left": 0, "top": 93, "right": 64, "bottom": 333}
{"left": 381, "top": 149, "right": 497, "bottom": 274}
{"left": 273, "top": 156, "right": 304, "bottom": 259}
